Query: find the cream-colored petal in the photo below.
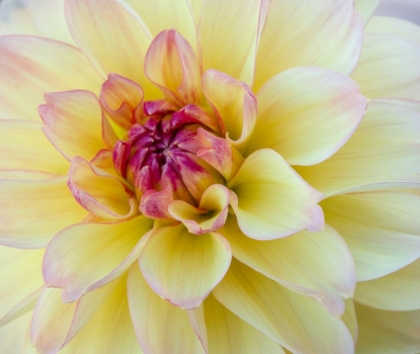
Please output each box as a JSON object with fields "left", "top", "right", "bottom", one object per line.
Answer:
{"left": 201, "top": 69, "right": 257, "bottom": 149}
{"left": 254, "top": 0, "right": 363, "bottom": 90}
{"left": 0, "top": 246, "right": 43, "bottom": 327}
{"left": 212, "top": 259, "right": 354, "bottom": 354}
{"left": 354, "top": 0, "right": 381, "bottom": 24}
{"left": 127, "top": 264, "right": 204, "bottom": 354}
{"left": 355, "top": 258, "right": 420, "bottom": 311}
{"left": 246, "top": 67, "right": 367, "bottom": 165}
{"left": 0, "top": 0, "right": 74, "bottom": 44}
{"left": 199, "top": 0, "right": 265, "bottom": 81}
{"left": 342, "top": 299, "right": 358, "bottom": 344}
{"left": 139, "top": 224, "right": 231, "bottom": 309}
{"left": 144, "top": 30, "right": 201, "bottom": 106}
{"left": 366, "top": 16, "right": 420, "bottom": 46}
{"left": 204, "top": 293, "right": 286, "bottom": 354}
{"left": 0, "top": 120, "right": 68, "bottom": 175}
{"left": 322, "top": 191, "right": 420, "bottom": 281}
{"left": 0, "top": 176, "right": 87, "bottom": 248}
{"left": 68, "top": 156, "right": 135, "bottom": 220}
{"left": 124, "top": 0, "right": 198, "bottom": 55}
{"left": 43, "top": 216, "right": 153, "bottom": 302}
{"left": 228, "top": 149, "right": 324, "bottom": 240}
{"left": 65, "top": 0, "right": 160, "bottom": 100}
{"left": 0, "top": 35, "right": 102, "bottom": 122}
{"left": 355, "top": 303, "right": 420, "bottom": 353}
{"left": 221, "top": 217, "right": 355, "bottom": 316}
{"left": 352, "top": 34, "right": 420, "bottom": 100}
{"left": 39, "top": 90, "right": 108, "bottom": 162}
{"left": 0, "top": 311, "right": 34, "bottom": 354}
{"left": 297, "top": 100, "right": 420, "bottom": 196}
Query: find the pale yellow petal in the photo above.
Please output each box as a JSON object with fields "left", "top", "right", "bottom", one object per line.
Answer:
{"left": 43, "top": 216, "right": 153, "bottom": 302}
{"left": 0, "top": 311, "right": 34, "bottom": 354}
{"left": 0, "top": 177, "right": 87, "bottom": 248}
{"left": 352, "top": 34, "right": 420, "bottom": 100}
{"left": 322, "top": 191, "right": 420, "bottom": 281}
{"left": 127, "top": 264, "right": 204, "bottom": 354}
{"left": 139, "top": 224, "right": 231, "bottom": 309}
{"left": 246, "top": 67, "right": 367, "bottom": 165}
{"left": 366, "top": 16, "right": 420, "bottom": 46}
{"left": 254, "top": 0, "right": 363, "bottom": 90}
{"left": 354, "top": 0, "right": 381, "bottom": 24}
{"left": 213, "top": 259, "right": 354, "bottom": 354}
{"left": 228, "top": 149, "right": 324, "bottom": 240}
{"left": 0, "top": 35, "right": 102, "bottom": 122}
{"left": 297, "top": 100, "right": 420, "bottom": 196}
{"left": 342, "top": 299, "right": 358, "bottom": 344}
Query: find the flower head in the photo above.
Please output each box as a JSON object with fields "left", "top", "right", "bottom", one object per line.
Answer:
{"left": 1, "top": 0, "right": 420, "bottom": 353}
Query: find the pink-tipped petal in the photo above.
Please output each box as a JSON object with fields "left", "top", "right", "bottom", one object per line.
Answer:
{"left": 139, "top": 224, "right": 232, "bottom": 309}
{"left": 139, "top": 186, "right": 173, "bottom": 219}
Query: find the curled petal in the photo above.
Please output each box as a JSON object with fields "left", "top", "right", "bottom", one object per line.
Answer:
{"left": 228, "top": 149, "right": 324, "bottom": 240}
{"left": 145, "top": 29, "right": 201, "bottom": 105}
{"left": 168, "top": 184, "right": 230, "bottom": 234}
{"left": 139, "top": 186, "right": 174, "bottom": 219}
{"left": 139, "top": 224, "right": 232, "bottom": 309}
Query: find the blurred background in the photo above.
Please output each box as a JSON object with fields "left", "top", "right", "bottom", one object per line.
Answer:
{"left": 375, "top": 0, "right": 420, "bottom": 24}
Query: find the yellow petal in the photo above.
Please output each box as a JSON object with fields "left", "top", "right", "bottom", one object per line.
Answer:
{"left": 366, "top": 16, "right": 420, "bottom": 46}
{"left": 0, "top": 311, "right": 34, "bottom": 354}
{"left": 127, "top": 264, "right": 205, "bottom": 354}
{"left": 39, "top": 90, "right": 108, "bottom": 161}
{"left": 139, "top": 224, "right": 231, "bottom": 309}
{"left": 201, "top": 69, "right": 257, "bottom": 149}
{"left": 342, "top": 299, "right": 358, "bottom": 344}
{"left": 322, "top": 191, "right": 420, "bottom": 281}
{"left": 204, "top": 294, "right": 286, "bottom": 354}
{"left": 0, "top": 35, "right": 102, "bottom": 122}
{"left": 355, "top": 303, "right": 420, "bottom": 353}
{"left": 254, "top": 0, "right": 363, "bottom": 90}
{"left": 0, "top": 0, "right": 74, "bottom": 44}
{"left": 228, "top": 149, "right": 324, "bottom": 240}
{"left": 297, "top": 99, "right": 420, "bottom": 196}
{"left": 212, "top": 259, "right": 354, "bottom": 354}
{"left": 0, "top": 177, "right": 87, "bottom": 248}
{"left": 354, "top": 0, "right": 381, "bottom": 24}
{"left": 65, "top": 0, "right": 160, "bottom": 100}
{"left": 355, "top": 258, "right": 420, "bottom": 311}
{"left": 0, "top": 246, "right": 43, "bottom": 326}
{"left": 352, "top": 34, "right": 420, "bottom": 100}
{"left": 0, "top": 119, "right": 68, "bottom": 175}
{"left": 246, "top": 67, "right": 367, "bottom": 165}
{"left": 43, "top": 216, "right": 153, "bottom": 302}
{"left": 199, "top": 0, "right": 265, "bottom": 81}
{"left": 221, "top": 217, "right": 355, "bottom": 316}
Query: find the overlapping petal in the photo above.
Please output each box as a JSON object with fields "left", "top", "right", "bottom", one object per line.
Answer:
{"left": 354, "top": 0, "right": 381, "bottom": 24}
{"left": 228, "top": 149, "right": 324, "bottom": 240}
{"left": 0, "top": 311, "right": 33, "bottom": 354}
{"left": 138, "top": 224, "right": 231, "bottom": 309}
{"left": 245, "top": 67, "right": 367, "bottom": 165}
{"left": 366, "top": 16, "right": 420, "bottom": 46}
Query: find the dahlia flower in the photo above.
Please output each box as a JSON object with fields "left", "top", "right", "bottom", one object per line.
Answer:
{"left": 1, "top": 0, "right": 420, "bottom": 353}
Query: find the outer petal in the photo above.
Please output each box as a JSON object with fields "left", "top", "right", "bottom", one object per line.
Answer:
{"left": 198, "top": 0, "right": 265, "bottom": 81}
{"left": 246, "top": 67, "right": 367, "bottom": 165}
{"left": 139, "top": 224, "right": 232, "bottom": 309}
{"left": 0, "top": 120, "right": 68, "bottom": 175}
{"left": 43, "top": 216, "right": 153, "bottom": 302}
{"left": 0, "top": 35, "right": 102, "bottom": 122}
{"left": 355, "top": 303, "right": 420, "bottom": 353}
{"left": 204, "top": 294, "right": 286, "bottom": 354}
{"left": 0, "top": 0, "right": 74, "bottom": 44}
{"left": 254, "top": 0, "right": 363, "bottom": 90}
{"left": 127, "top": 264, "right": 205, "bottom": 354}
{"left": 0, "top": 176, "right": 87, "bottom": 249}
{"left": 297, "top": 100, "right": 420, "bottom": 196}
{"left": 65, "top": 0, "right": 160, "bottom": 100}
{"left": 322, "top": 191, "right": 420, "bottom": 281}
{"left": 39, "top": 90, "right": 108, "bottom": 161}
{"left": 0, "top": 311, "right": 34, "bottom": 354}
{"left": 212, "top": 259, "right": 355, "bottom": 354}
{"left": 0, "top": 246, "right": 43, "bottom": 326}
{"left": 351, "top": 34, "right": 420, "bottom": 100}
{"left": 354, "top": 258, "right": 420, "bottom": 311}
{"left": 366, "top": 16, "right": 420, "bottom": 46}
{"left": 228, "top": 149, "right": 324, "bottom": 240}
{"left": 354, "top": 0, "right": 381, "bottom": 24}
{"left": 221, "top": 217, "right": 355, "bottom": 316}
{"left": 201, "top": 70, "right": 257, "bottom": 148}
{"left": 144, "top": 30, "right": 201, "bottom": 105}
